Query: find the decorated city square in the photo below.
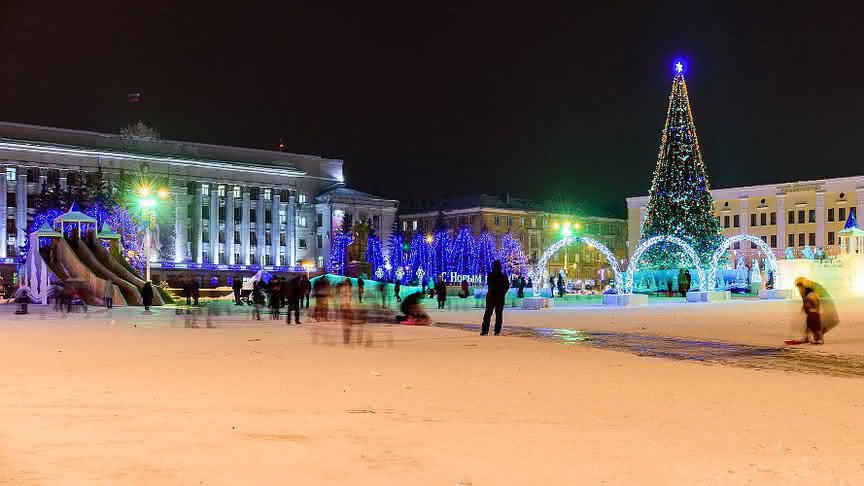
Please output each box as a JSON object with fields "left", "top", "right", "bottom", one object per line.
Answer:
{"left": 2, "top": 45, "right": 864, "bottom": 485}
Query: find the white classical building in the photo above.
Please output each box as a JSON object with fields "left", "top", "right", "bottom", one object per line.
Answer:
{"left": 0, "top": 121, "right": 397, "bottom": 280}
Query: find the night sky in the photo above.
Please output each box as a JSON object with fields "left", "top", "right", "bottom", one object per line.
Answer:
{"left": 1, "top": 2, "right": 862, "bottom": 217}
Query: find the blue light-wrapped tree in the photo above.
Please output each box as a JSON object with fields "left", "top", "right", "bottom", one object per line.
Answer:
{"left": 328, "top": 230, "right": 354, "bottom": 275}
{"left": 429, "top": 210, "right": 451, "bottom": 279}
{"left": 407, "top": 229, "right": 432, "bottom": 284}
{"left": 499, "top": 233, "right": 529, "bottom": 277}
{"left": 365, "top": 227, "right": 385, "bottom": 281}
{"left": 476, "top": 229, "right": 498, "bottom": 276}
{"left": 640, "top": 62, "right": 722, "bottom": 267}
{"left": 449, "top": 226, "right": 477, "bottom": 276}
{"left": 387, "top": 221, "right": 407, "bottom": 283}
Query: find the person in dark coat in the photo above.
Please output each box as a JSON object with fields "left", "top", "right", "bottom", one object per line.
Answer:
{"left": 142, "top": 281, "right": 154, "bottom": 311}
{"left": 300, "top": 276, "right": 312, "bottom": 308}
{"left": 481, "top": 260, "right": 510, "bottom": 336}
{"left": 556, "top": 273, "right": 565, "bottom": 298}
{"left": 357, "top": 277, "right": 365, "bottom": 303}
{"left": 232, "top": 277, "right": 243, "bottom": 305}
{"left": 435, "top": 276, "right": 447, "bottom": 310}
{"left": 285, "top": 277, "right": 302, "bottom": 324}
{"left": 517, "top": 276, "right": 525, "bottom": 298}
{"left": 192, "top": 279, "right": 200, "bottom": 306}
{"left": 394, "top": 279, "right": 402, "bottom": 302}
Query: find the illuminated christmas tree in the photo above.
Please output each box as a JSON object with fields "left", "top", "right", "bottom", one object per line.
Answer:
{"left": 449, "top": 226, "right": 477, "bottom": 276}
{"left": 499, "top": 233, "right": 529, "bottom": 276}
{"left": 476, "top": 229, "right": 498, "bottom": 276}
{"left": 407, "top": 230, "right": 432, "bottom": 284}
{"left": 640, "top": 61, "right": 722, "bottom": 267}
{"left": 365, "top": 228, "right": 385, "bottom": 280}
{"left": 386, "top": 219, "right": 408, "bottom": 283}
{"left": 328, "top": 230, "right": 354, "bottom": 275}
{"left": 429, "top": 210, "right": 451, "bottom": 279}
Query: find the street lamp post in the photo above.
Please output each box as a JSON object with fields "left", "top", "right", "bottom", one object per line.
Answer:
{"left": 138, "top": 185, "right": 169, "bottom": 282}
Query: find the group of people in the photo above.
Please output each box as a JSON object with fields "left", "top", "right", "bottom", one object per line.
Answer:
{"left": 178, "top": 277, "right": 201, "bottom": 306}
{"left": 248, "top": 275, "right": 311, "bottom": 324}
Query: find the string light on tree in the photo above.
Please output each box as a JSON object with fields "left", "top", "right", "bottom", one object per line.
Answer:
{"left": 640, "top": 59, "right": 722, "bottom": 267}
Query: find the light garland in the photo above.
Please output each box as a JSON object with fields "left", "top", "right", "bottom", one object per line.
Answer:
{"left": 625, "top": 235, "right": 705, "bottom": 293}
{"left": 640, "top": 64, "right": 722, "bottom": 267}
{"left": 705, "top": 234, "right": 778, "bottom": 290}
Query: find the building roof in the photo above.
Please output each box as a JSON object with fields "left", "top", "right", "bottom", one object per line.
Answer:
{"left": 54, "top": 204, "right": 97, "bottom": 224}
{"left": 97, "top": 226, "right": 121, "bottom": 240}
{"left": 316, "top": 186, "right": 398, "bottom": 204}
{"left": 627, "top": 174, "right": 864, "bottom": 208}
{"left": 401, "top": 193, "right": 622, "bottom": 220}
{"left": 34, "top": 223, "right": 62, "bottom": 238}
{"left": 0, "top": 121, "right": 345, "bottom": 180}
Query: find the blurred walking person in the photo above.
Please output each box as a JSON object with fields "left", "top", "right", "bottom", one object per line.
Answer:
{"left": 285, "top": 277, "right": 302, "bottom": 325}
{"left": 269, "top": 278, "right": 282, "bottom": 319}
{"left": 313, "top": 277, "right": 331, "bottom": 321}
{"left": 481, "top": 260, "right": 510, "bottom": 336}
{"left": 357, "top": 277, "right": 365, "bottom": 303}
{"left": 104, "top": 279, "right": 114, "bottom": 309}
{"left": 394, "top": 278, "right": 402, "bottom": 302}
{"left": 232, "top": 277, "right": 243, "bottom": 305}
{"left": 435, "top": 276, "right": 447, "bottom": 310}
{"left": 252, "top": 281, "right": 264, "bottom": 320}
{"left": 301, "top": 275, "right": 311, "bottom": 308}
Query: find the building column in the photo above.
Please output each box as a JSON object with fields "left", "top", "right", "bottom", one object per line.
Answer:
{"left": 241, "top": 188, "right": 251, "bottom": 265}
{"left": 209, "top": 189, "right": 219, "bottom": 263}
{"left": 816, "top": 190, "right": 825, "bottom": 248}
{"left": 193, "top": 184, "right": 203, "bottom": 264}
{"left": 0, "top": 173, "right": 6, "bottom": 259}
{"left": 174, "top": 185, "right": 188, "bottom": 263}
{"left": 738, "top": 197, "right": 749, "bottom": 236}
{"left": 320, "top": 204, "right": 332, "bottom": 270}
{"left": 225, "top": 187, "right": 235, "bottom": 265}
{"left": 776, "top": 194, "right": 786, "bottom": 252}
{"left": 16, "top": 171, "right": 27, "bottom": 252}
{"left": 286, "top": 194, "right": 296, "bottom": 267}
{"left": 271, "top": 192, "right": 281, "bottom": 266}
{"left": 256, "top": 195, "right": 266, "bottom": 266}
{"left": 856, "top": 188, "right": 864, "bottom": 226}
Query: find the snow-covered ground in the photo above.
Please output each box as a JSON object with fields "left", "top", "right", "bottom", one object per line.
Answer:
{"left": 0, "top": 301, "right": 862, "bottom": 485}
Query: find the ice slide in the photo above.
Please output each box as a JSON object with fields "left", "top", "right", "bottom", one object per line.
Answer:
{"left": 42, "top": 237, "right": 127, "bottom": 307}
{"left": 67, "top": 234, "right": 143, "bottom": 305}
{"left": 84, "top": 231, "right": 163, "bottom": 306}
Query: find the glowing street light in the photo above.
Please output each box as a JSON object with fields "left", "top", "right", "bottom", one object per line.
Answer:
{"left": 425, "top": 234, "right": 434, "bottom": 244}
{"left": 302, "top": 261, "right": 314, "bottom": 279}
{"left": 135, "top": 184, "right": 170, "bottom": 282}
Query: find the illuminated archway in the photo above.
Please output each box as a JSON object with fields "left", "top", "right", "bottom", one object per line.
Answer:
{"left": 625, "top": 235, "right": 705, "bottom": 294}
{"left": 531, "top": 236, "right": 622, "bottom": 296}
{"left": 707, "top": 234, "right": 778, "bottom": 291}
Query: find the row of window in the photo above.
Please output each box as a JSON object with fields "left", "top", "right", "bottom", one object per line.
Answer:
{"left": 195, "top": 228, "right": 323, "bottom": 247}
{"left": 194, "top": 184, "right": 309, "bottom": 204}
{"left": 721, "top": 207, "right": 852, "bottom": 229}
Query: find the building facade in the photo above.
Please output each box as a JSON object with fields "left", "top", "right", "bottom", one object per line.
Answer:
{"left": 627, "top": 176, "right": 864, "bottom": 259}
{"left": 400, "top": 194, "right": 627, "bottom": 282}
{"left": 0, "top": 122, "right": 397, "bottom": 279}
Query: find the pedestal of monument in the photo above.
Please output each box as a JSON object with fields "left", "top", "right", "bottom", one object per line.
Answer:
{"left": 603, "top": 293, "right": 648, "bottom": 306}
{"left": 686, "top": 290, "right": 731, "bottom": 303}
{"left": 522, "top": 297, "right": 553, "bottom": 310}
{"left": 758, "top": 288, "right": 792, "bottom": 300}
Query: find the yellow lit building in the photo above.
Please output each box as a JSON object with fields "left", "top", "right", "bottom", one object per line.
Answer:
{"left": 626, "top": 176, "right": 864, "bottom": 259}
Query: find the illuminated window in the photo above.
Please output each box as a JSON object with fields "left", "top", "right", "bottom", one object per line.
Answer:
{"left": 217, "top": 185, "right": 226, "bottom": 197}
{"left": 264, "top": 189, "right": 272, "bottom": 201}
{"left": 297, "top": 193, "right": 308, "bottom": 204}
{"left": 5, "top": 167, "right": 16, "bottom": 182}
{"left": 233, "top": 186, "right": 241, "bottom": 199}
{"left": 201, "top": 184, "right": 209, "bottom": 197}
{"left": 297, "top": 216, "right": 307, "bottom": 227}
{"left": 412, "top": 220, "right": 418, "bottom": 231}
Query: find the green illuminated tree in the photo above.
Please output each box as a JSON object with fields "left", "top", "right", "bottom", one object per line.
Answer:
{"left": 640, "top": 64, "right": 722, "bottom": 267}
